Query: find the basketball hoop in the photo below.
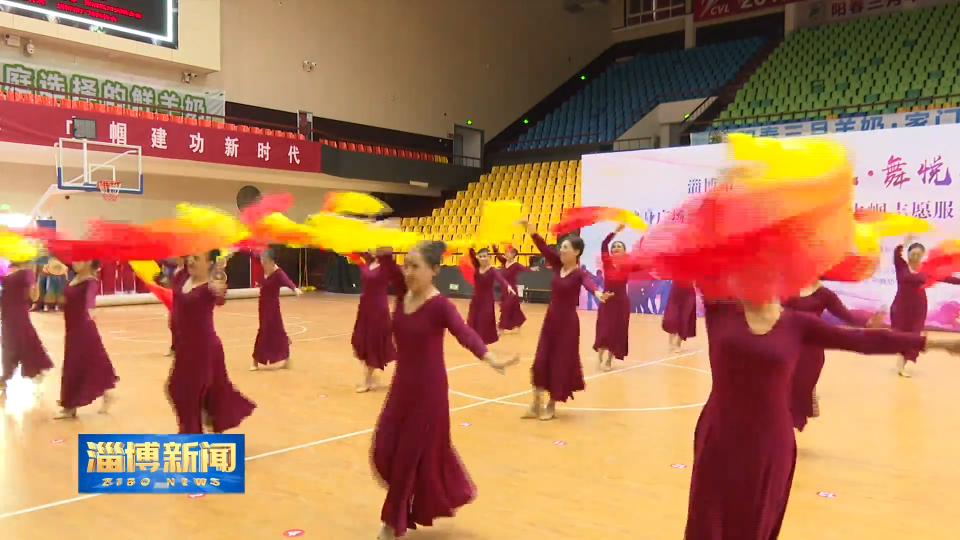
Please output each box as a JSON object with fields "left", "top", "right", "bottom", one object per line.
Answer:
{"left": 97, "top": 179, "right": 122, "bottom": 202}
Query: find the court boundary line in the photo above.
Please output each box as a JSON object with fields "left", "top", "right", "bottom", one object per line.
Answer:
{"left": 449, "top": 362, "right": 710, "bottom": 412}
{"left": 0, "top": 349, "right": 702, "bottom": 521}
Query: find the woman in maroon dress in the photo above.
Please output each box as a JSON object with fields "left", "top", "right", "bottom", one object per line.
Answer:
{"left": 686, "top": 299, "right": 958, "bottom": 539}
{"left": 371, "top": 241, "right": 516, "bottom": 540}
{"left": 593, "top": 225, "right": 630, "bottom": 371}
{"left": 890, "top": 239, "right": 960, "bottom": 377}
{"left": 167, "top": 250, "right": 255, "bottom": 434}
{"left": 466, "top": 247, "right": 515, "bottom": 345}
{"left": 56, "top": 260, "right": 118, "bottom": 419}
{"left": 520, "top": 221, "right": 610, "bottom": 421}
{"left": 783, "top": 281, "right": 882, "bottom": 431}
{"left": 662, "top": 281, "right": 698, "bottom": 353}
{"left": 493, "top": 245, "right": 535, "bottom": 334}
{"left": 0, "top": 260, "right": 54, "bottom": 393}
{"left": 353, "top": 248, "right": 402, "bottom": 393}
{"left": 251, "top": 247, "right": 301, "bottom": 371}
{"left": 163, "top": 257, "right": 185, "bottom": 357}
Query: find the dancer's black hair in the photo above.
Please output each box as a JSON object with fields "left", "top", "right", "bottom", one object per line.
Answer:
{"left": 562, "top": 234, "right": 585, "bottom": 258}
{"left": 416, "top": 241, "right": 446, "bottom": 268}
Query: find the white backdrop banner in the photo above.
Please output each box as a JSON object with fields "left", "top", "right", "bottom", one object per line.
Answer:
{"left": 580, "top": 123, "right": 960, "bottom": 331}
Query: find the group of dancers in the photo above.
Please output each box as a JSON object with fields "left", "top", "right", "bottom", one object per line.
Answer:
{"left": 3, "top": 188, "right": 960, "bottom": 537}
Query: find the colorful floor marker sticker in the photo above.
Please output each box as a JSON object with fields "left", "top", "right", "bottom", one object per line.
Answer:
{"left": 460, "top": 422, "right": 471, "bottom": 427}
{"left": 553, "top": 440, "right": 566, "bottom": 446}
{"left": 187, "top": 493, "right": 206, "bottom": 499}
{"left": 817, "top": 492, "right": 836, "bottom": 498}
{"left": 317, "top": 394, "right": 327, "bottom": 398}
{"left": 50, "top": 439, "right": 63, "bottom": 444}
{"left": 671, "top": 464, "right": 687, "bottom": 469}
{"left": 283, "top": 530, "right": 305, "bottom": 537}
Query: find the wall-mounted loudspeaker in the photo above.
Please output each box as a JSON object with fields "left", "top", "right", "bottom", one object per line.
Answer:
{"left": 236, "top": 185, "right": 261, "bottom": 210}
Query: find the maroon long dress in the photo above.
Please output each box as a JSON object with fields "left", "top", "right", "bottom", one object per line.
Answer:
{"left": 890, "top": 244, "right": 960, "bottom": 362}
{"left": 1, "top": 269, "right": 54, "bottom": 383}
{"left": 782, "top": 286, "right": 865, "bottom": 431}
{"left": 371, "top": 289, "right": 488, "bottom": 537}
{"left": 352, "top": 254, "right": 402, "bottom": 370}
{"left": 253, "top": 268, "right": 298, "bottom": 365}
{"left": 530, "top": 233, "right": 598, "bottom": 402}
{"left": 494, "top": 253, "right": 529, "bottom": 331}
{"left": 685, "top": 302, "right": 926, "bottom": 539}
{"left": 59, "top": 278, "right": 118, "bottom": 409}
{"left": 168, "top": 280, "right": 256, "bottom": 434}
{"left": 662, "top": 281, "right": 698, "bottom": 341}
{"left": 593, "top": 232, "right": 630, "bottom": 360}
{"left": 466, "top": 249, "right": 512, "bottom": 345}
{"left": 168, "top": 267, "right": 187, "bottom": 353}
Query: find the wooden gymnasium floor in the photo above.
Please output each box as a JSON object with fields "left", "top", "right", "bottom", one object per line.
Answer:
{"left": 1, "top": 293, "right": 959, "bottom": 539}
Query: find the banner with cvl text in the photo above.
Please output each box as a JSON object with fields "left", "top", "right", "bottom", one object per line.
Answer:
{"left": 693, "top": 0, "right": 800, "bottom": 22}
{"left": 582, "top": 123, "right": 960, "bottom": 331}
{"left": 0, "top": 58, "right": 224, "bottom": 118}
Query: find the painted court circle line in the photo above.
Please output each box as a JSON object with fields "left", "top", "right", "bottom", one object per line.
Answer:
{"left": 448, "top": 360, "right": 709, "bottom": 412}
{"left": 0, "top": 350, "right": 700, "bottom": 521}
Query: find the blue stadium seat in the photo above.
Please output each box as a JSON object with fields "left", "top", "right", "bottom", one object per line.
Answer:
{"left": 508, "top": 37, "right": 765, "bottom": 150}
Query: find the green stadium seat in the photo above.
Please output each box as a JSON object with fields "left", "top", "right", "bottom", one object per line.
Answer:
{"left": 712, "top": 3, "right": 960, "bottom": 129}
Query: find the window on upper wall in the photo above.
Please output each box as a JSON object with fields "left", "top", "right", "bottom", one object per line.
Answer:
{"left": 0, "top": 0, "right": 179, "bottom": 49}
{"left": 626, "top": 0, "right": 687, "bottom": 26}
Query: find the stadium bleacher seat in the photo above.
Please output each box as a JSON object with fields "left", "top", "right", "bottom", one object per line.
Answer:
{"left": 715, "top": 4, "right": 960, "bottom": 127}
{"left": 508, "top": 37, "right": 765, "bottom": 150}
{"left": 399, "top": 160, "right": 581, "bottom": 265}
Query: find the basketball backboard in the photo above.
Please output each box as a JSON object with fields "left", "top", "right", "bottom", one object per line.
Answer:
{"left": 56, "top": 138, "right": 144, "bottom": 198}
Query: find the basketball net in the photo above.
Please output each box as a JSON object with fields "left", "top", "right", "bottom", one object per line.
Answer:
{"left": 97, "top": 179, "right": 122, "bottom": 202}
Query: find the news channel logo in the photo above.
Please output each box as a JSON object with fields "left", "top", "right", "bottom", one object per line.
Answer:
{"left": 78, "top": 434, "right": 245, "bottom": 494}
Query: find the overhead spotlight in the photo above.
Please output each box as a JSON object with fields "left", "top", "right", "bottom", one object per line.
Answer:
{"left": 181, "top": 72, "right": 198, "bottom": 84}
{"left": 302, "top": 61, "right": 316, "bottom": 73}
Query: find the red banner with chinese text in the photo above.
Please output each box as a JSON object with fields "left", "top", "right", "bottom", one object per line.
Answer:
{"left": 0, "top": 99, "right": 321, "bottom": 173}
{"left": 693, "top": 0, "right": 801, "bottom": 22}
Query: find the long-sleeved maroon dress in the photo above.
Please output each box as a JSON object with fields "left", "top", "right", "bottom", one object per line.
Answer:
{"left": 1, "top": 269, "right": 54, "bottom": 383}
{"left": 890, "top": 244, "right": 960, "bottom": 362}
{"left": 493, "top": 252, "right": 530, "bottom": 331}
{"left": 782, "top": 286, "right": 865, "bottom": 431}
{"left": 352, "top": 254, "right": 402, "bottom": 370}
{"left": 168, "top": 280, "right": 255, "bottom": 434}
{"left": 168, "top": 267, "right": 187, "bottom": 353}
{"left": 59, "top": 278, "right": 118, "bottom": 409}
{"left": 253, "top": 267, "right": 298, "bottom": 366}
{"left": 466, "top": 249, "right": 512, "bottom": 345}
{"left": 662, "top": 281, "right": 698, "bottom": 341}
{"left": 371, "top": 284, "right": 488, "bottom": 537}
{"left": 529, "top": 233, "right": 598, "bottom": 402}
{"left": 593, "top": 232, "right": 630, "bottom": 360}
{"left": 685, "top": 302, "right": 926, "bottom": 539}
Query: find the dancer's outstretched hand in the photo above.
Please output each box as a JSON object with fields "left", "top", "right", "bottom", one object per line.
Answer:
{"left": 483, "top": 353, "right": 520, "bottom": 374}
{"left": 867, "top": 309, "right": 886, "bottom": 328}
{"left": 598, "top": 291, "right": 614, "bottom": 303}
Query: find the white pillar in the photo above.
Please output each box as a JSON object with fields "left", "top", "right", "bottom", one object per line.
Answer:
{"left": 684, "top": 14, "right": 695, "bottom": 49}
